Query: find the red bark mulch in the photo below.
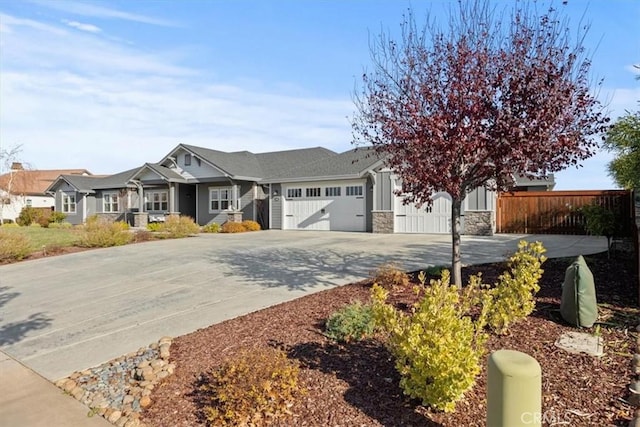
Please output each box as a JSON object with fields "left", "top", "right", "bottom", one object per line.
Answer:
{"left": 143, "top": 251, "right": 639, "bottom": 427}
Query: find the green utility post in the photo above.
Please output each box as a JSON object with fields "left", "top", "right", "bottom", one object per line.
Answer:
{"left": 487, "top": 350, "right": 541, "bottom": 427}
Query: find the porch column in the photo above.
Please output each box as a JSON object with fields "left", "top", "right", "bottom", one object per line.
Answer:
{"left": 169, "top": 183, "right": 177, "bottom": 213}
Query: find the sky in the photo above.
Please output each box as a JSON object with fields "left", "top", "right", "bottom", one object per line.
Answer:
{"left": 0, "top": 0, "right": 638, "bottom": 189}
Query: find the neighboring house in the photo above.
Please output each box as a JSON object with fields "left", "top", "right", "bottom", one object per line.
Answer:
{"left": 0, "top": 163, "right": 91, "bottom": 223}
{"left": 45, "top": 143, "right": 554, "bottom": 235}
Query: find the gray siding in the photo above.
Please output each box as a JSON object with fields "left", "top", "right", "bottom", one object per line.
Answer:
{"left": 366, "top": 175, "right": 374, "bottom": 232}
{"left": 375, "top": 171, "right": 393, "bottom": 211}
{"left": 196, "top": 181, "right": 255, "bottom": 226}
{"left": 271, "top": 184, "right": 282, "bottom": 229}
{"left": 240, "top": 182, "right": 254, "bottom": 221}
{"left": 466, "top": 187, "right": 489, "bottom": 211}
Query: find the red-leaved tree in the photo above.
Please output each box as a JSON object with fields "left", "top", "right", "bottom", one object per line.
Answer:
{"left": 352, "top": 1, "right": 609, "bottom": 285}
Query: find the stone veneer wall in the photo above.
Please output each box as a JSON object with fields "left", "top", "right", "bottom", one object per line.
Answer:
{"left": 463, "top": 211, "right": 494, "bottom": 236}
{"left": 133, "top": 212, "right": 148, "bottom": 228}
{"left": 372, "top": 210, "right": 394, "bottom": 234}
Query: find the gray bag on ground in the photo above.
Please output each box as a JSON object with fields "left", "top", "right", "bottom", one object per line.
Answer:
{"left": 560, "top": 255, "right": 598, "bottom": 328}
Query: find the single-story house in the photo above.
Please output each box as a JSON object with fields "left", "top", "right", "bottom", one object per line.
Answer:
{"left": 46, "top": 144, "right": 554, "bottom": 235}
{"left": 0, "top": 163, "right": 91, "bottom": 223}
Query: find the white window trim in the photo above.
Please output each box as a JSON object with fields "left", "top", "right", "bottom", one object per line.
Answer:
{"left": 346, "top": 185, "right": 363, "bottom": 197}
{"left": 62, "top": 193, "right": 76, "bottom": 213}
{"left": 103, "top": 192, "right": 120, "bottom": 213}
{"left": 287, "top": 188, "right": 302, "bottom": 198}
{"left": 145, "top": 191, "right": 168, "bottom": 212}
{"left": 209, "top": 186, "right": 233, "bottom": 213}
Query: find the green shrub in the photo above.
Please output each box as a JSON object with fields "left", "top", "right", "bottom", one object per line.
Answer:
{"left": 371, "top": 269, "right": 491, "bottom": 413}
{"left": 202, "top": 222, "right": 221, "bottom": 233}
{"left": 17, "top": 207, "right": 41, "bottom": 226}
{"left": 424, "top": 264, "right": 449, "bottom": 277}
{"left": 48, "top": 211, "right": 67, "bottom": 224}
{"left": 78, "top": 218, "right": 132, "bottom": 247}
{"left": 221, "top": 221, "right": 246, "bottom": 233}
{"left": 241, "top": 220, "right": 261, "bottom": 231}
{"left": 161, "top": 215, "right": 200, "bottom": 238}
{"left": 0, "top": 230, "right": 31, "bottom": 261}
{"left": 580, "top": 204, "right": 617, "bottom": 257}
{"left": 147, "top": 222, "right": 163, "bottom": 232}
{"left": 371, "top": 262, "right": 410, "bottom": 289}
{"left": 487, "top": 240, "right": 546, "bottom": 334}
{"left": 202, "top": 347, "right": 305, "bottom": 426}
{"left": 325, "top": 301, "right": 376, "bottom": 343}
{"left": 0, "top": 221, "right": 19, "bottom": 228}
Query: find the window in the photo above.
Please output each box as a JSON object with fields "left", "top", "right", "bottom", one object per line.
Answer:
{"left": 62, "top": 193, "right": 76, "bottom": 213}
{"left": 210, "top": 187, "right": 232, "bottom": 211}
{"left": 306, "top": 187, "right": 321, "bottom": 198}
{"left": 103, "top": 193, "right": 119, "bottom": 212}
{"left": 325, "top": 187, "right": 341, "bottom": 197}
{"left": 287, "top": 188, "right": 302, "bottom": 198}
{"left": 184, "top": 153, "right": 191, "bottom": 166}
{"left": 145, "top": 191, "right": 168, "bottom": 211}
{"left": 346, "top": 186, "right": 363, "bottom": 196}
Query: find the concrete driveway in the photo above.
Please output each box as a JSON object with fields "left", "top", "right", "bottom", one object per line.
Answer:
{"left": 0, "top": 231, "right": 606, "bottom": 380}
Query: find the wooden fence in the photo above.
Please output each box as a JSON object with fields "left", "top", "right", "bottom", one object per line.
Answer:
{"left": 497, "top": 190, "right": 635, "bottom": 236}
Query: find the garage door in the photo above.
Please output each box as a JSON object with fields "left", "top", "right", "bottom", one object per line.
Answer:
{"left": 394, "top": 192, "right": 451, "bottom": 233}
{"left": 283, "top": 183, "right": 366, "bottom": 231}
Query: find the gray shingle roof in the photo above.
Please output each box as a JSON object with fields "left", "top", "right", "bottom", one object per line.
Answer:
{"left": 142, "top": 163, "right": 187, "bottom": 182}
{"left": 263, "top": 147, "right": 384, "bottom": 181}
{"left": 181, "top": 144, "right": 336, "bottom": 179}
{"left": 55, "top": 168, "right": 138, "bottom": 193}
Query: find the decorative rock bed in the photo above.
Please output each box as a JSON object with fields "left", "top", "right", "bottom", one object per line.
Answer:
{"left": 54, "top": 337, "right": 174, "bottom": 427}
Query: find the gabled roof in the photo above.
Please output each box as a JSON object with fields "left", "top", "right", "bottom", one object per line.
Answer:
{"left": 175, "top": 144, "right": 336, "bottom": 180}
{"left": 0, "top": 169, "right": 91, "bottom": 196}
{"left": 263, "top": 147, "right": 384, "bottom": 182}
{"left": 48, "top": 168, "right": 138, "bottom": 194}
{"left": 133, "top": 163, "right": 187, "bottom": 183}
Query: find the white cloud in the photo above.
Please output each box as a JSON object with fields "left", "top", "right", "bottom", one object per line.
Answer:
{"left": 63, "top": 19, "right": 101, "bottom": 33}
{"left": 0, "top": 12, "right": 352, "bottom": 174}
{"left": 28, "top": 0, "right": 178, "bottom": 27}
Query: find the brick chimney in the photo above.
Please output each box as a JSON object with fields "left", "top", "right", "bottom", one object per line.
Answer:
{"left": 10, "top": 162, "right": 24, "bottom": 171}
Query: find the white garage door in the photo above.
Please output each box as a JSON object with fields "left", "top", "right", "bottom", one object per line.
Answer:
{"left": 283, "top": 182, "right": 366, "bottom": 231}
{"left": 394, "top": 192, "right": 451, "bottom": 233}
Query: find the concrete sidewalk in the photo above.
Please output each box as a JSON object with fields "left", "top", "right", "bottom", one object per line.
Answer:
{"left": 0, "top": 350, "right": 111, "bottom": 426}
{"left": 0, "top": 231, "right": 607, "bottom": 426}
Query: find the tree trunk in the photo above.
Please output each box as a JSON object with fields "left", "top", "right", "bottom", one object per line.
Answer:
{"left": 451, "top": 197, "right": 463, "bottom": 287}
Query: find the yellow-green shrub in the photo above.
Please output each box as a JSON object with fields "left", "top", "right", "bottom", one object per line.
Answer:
{"left": 371, "top": 262, "right": 410, "bottom": 289}
{"left": 202, "top": 347, "right": 305, "bottom": 426}
{"left": 0, "top": 230, "right": 31, "bottom": 261}
{"left": 221, "top": 221, "right": 246, "bottom": 233}
{"left": 241, "top": 220, "right": 261, "bottom": 231}
{"left": 371, "top": 270, "right": 491, "bottom": 413}
{"left": 78, "top": 219, "right": 132, "bottom": 247}
{"left": 48, "top": 221, "right": 73, "bottom": 229}
{"left": 202, "top": 222, "right": 221, "bottom": 233}
{"left": 487, "top": 240, "right": 546, "bottom": 334}
{"left": 325, "top": 301, "right": 376, "bottom": 343}
{"left": 146, "top": 222, "right": 163, "bottom": 232}
{"left": 160, "top": 215, "right": 200, "bottom": 238}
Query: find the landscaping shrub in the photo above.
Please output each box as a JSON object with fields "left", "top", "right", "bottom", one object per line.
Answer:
{"left": 371, "top": 269, "right": 491, "bottom": 413}
{"left": 0, "top": 221, "right": 18, "bottom": 228}
{"left": 132, "top": 230, "right": 154, "bottom": 242}
{"left": 371, "top": 262, "right": 409, "bottom": 289}
{"left": 78, "top": 218, "right": 132, "bottom": 248}
{"left": 241, "top": 220, "right": 261, "bottom": 231}
{"left": 325, "top": 301, "right": 376, "bottom": 343}
{"left": 202, "top": 222, "right": 221, "bottom": 233}
{"left": 424, "top": 264, "right": 449, "bottom": 277}
{"left": 487, "top": 240, "right": 546, "bottom": 334}
{"left": 161, "top": 215, "right": 200, "bottom": 238}
{"left": 147, "top": 222, "right": 163, "bottom": 232}
{"left": 48, "top": 211, "right": 67, "bottom": 224}
{"left": 221, "top": 221, "right": 246, "bottom": 233}
{"left": 201, "top": 347, "right": 305, "bottom": 426}
{"left": 0, "top": 230, "right": 31, "bottom": 261}
{"left": 16, "top": 206, "right": 42, "bottom": 226}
